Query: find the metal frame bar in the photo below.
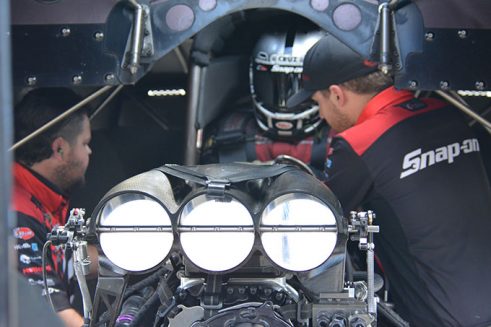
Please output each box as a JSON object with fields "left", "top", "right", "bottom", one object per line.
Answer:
{"left": 126, "top": 0, "right": 145, "bottom": 75}
{"left": 122, "top": 90, "right": 172, "bottom": 132}
{"left": 184, "top": 64, "right": 202, "bottom": 165}
{"left": 10, "top": 85, "right": 112, "bottom": 152}
{"left": 436, "top": 90, "right": 491, "bottom": 132}
{"left": 174, "top": 45, "right": 189, "bottom": 75}
{"left": 90, "top": 85, "right": 124, "bottom": 121}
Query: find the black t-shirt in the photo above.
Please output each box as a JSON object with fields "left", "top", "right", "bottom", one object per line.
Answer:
{"left": 325, "top": 87, "right": 491, "bottom": 327}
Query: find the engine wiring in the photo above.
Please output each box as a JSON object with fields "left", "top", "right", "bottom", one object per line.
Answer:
{"left": 42, "top": 240, "right": 56, "bottom": 313}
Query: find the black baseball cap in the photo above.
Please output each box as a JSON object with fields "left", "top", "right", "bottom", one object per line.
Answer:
{"left": 287, "top": 34, "right": 378, "bottom": 108}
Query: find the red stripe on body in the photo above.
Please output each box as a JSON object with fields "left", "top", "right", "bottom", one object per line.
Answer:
{"left": 340, "top": 98, "right": 446, "bottom": 156}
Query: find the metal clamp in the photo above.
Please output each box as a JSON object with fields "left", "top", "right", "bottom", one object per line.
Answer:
{"left": 206, "top": 179, "right": 231, "bottom": 197}
{"left": 124, "top": 0, "right": 153, "bottom": 74}
{"left": 349, "top": 211, "right": 379, "bottom": 316}
{"left": 47, "top": 208, "right": 93, "bottom": 324}
{"left": 378, "top": 2, "right": 392, "bottom": 75}
{"left": 350, "top": 211, "right": 379, "bottom": 251}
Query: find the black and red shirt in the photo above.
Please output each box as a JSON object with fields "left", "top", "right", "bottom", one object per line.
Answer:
{"left": 325, "top": 87, "right": 491, "bottom": 326}
{"left": 11, "top": 162, "right": 72, "bottom": 312}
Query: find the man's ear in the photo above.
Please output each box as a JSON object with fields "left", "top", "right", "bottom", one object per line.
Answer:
{"left": 328, "top": 85, "right": 346, "bottom": 107}
{"left": 51, "top": 137, "right": 66, "bottom": 160}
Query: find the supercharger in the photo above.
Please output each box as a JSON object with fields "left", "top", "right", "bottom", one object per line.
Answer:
{"left": 63, "top": 162, "right": 383, "bottom": 327}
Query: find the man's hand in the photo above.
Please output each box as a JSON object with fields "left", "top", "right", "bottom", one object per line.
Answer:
{"left": 57, "top": 308, "right": 84, "bottom": 327}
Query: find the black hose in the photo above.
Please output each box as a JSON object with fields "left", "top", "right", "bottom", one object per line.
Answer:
{"left": 124, "top": 266, "right": 168, "bottom": 300}
{"left": 42, "top": 240, "right": 56, "bottom": 312}
{"left": 153, "top": 297, "right": 177, "bottom": 327}
{"left": 128, "top": 289, "right": 161, "bottom": 327}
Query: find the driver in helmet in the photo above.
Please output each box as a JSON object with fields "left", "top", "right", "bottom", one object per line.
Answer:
{"left": 201, "top": 28, "right": 332, "bottom": 176}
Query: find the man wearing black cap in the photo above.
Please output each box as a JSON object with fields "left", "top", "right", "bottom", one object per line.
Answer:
{"left": 288, "top": 35, "right": 491, "bottom": 326}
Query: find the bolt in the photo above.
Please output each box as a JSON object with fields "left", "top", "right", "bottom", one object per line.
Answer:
{"left": 425, "top": 32, "right": 434, "bottom": 41}
{"left": 249, "top": 287, "right": 257, "bottom": 295}
{"left": 178, "top": 291, "right": 186, "bottom": 300}
{"left": 104, "top": 74, "right": 115, "bottom": 83}
{"left": 329, "top": 314, "right": 346, "bottom": 327}
{"left": 129, "top": 64, "right": 138, "bottom": 75}
{"left": 263, "top": 288, "right": 272, "bottom": 296}
{"left": 274, "top": 292, "right": 284, "bottom": 301}
{"left": 349, "top": 317, "right": 366, "bottom": 327}
{"left": 72, "top": 75, "right": 82, "bottom": 85}
{"left": 226, "top": 287, "right": 234, "bottom": 295}
{"left": 26, "top": 76, "right": 37, "bottom": 86}
{"left": 457, "top": 30, "right": 467, "bottom": 39}
{"left": 408, "top": 80, "right": 418, "bottom": 89}
{"left": 317, "top": 315, "right": 330, "bottom": 327}
{"left": 61, "top": 28, "right": 71, "bottom": 37}
{"left": 379, "top": 64, "right": 390, "bottom": 75}
{"left": 238, "top": 287, "right": 246, "bottom": 295}
{"left": 440, "top": 81, "right": 450, "bottom": 90}
{"left": 142, "top": 44, "right": 153, "bottom": 56}
{"left": 475, "top": 81, "right": 485, "bottom": 91}
{"left": 94, "top": 32, "right": 104, "bottom": 41}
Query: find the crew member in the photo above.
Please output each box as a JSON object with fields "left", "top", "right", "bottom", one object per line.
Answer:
{"left": 287, "top": 34, "right": 491, "bottom": 326}
{"left": 11, "top": 88, "right": 93, "bottom": 327}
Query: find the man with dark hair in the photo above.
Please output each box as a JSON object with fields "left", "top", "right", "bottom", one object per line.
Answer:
{"left": 11, "top": 88, "right": 92, "bottom": 327}
{"left": 288, "top": 35, "right": 491, "bottom": 326}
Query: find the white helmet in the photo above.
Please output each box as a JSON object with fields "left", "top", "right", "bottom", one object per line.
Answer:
{"left": 250, "top": 30, "right": 325, "bottom": 139}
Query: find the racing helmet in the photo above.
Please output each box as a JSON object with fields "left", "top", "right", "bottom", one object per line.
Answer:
{"left": 250, "top": 30, "right": 325, "bottom": 139}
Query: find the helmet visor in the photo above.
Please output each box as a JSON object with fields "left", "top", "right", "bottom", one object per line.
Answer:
{"left": 253, "top": 64, "right": 315, "bottom": 113}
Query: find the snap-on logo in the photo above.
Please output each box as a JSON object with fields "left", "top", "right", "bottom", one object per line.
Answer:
{"left": 271, "top": 65, "right": 302, "bottom": 73}
{"left": 400, "top": 138, "right": 480, "bottom": 179}
{"left": 13, "top": 227, "right": 35, "bottom": 240}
